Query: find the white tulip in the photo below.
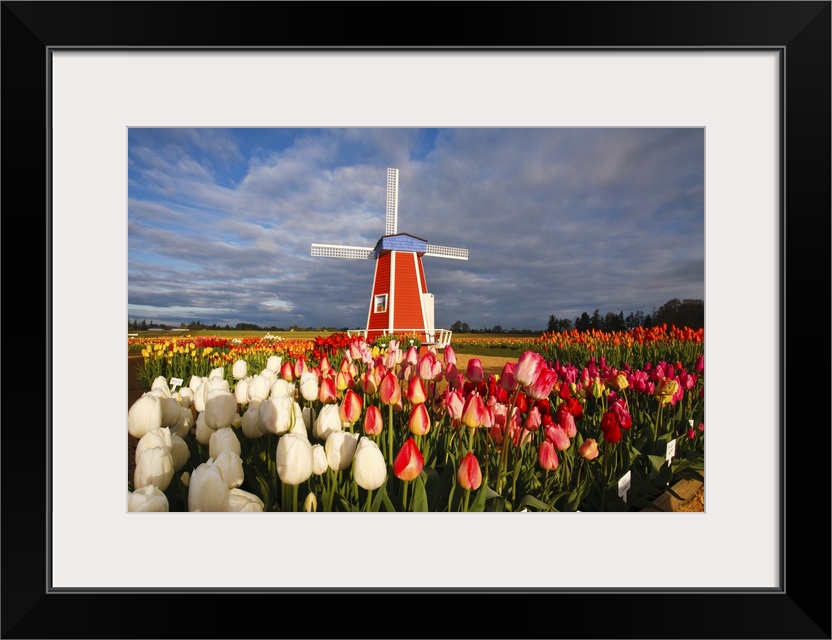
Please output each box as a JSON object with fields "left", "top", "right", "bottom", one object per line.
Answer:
{"left": 213, "top": 450, "right": 244, "bottom": 489}
{"left": 266, "top": 355, "right": 282, "bottom": 373}
{"left": 188, "top": 461, "right": 229, "bottom": 512}
{"left": 232, "top": 359, "right": 248, "bottom": 380}
{"left": 208, "top": 367, "right": 225, "bottom": 380}
{"left": 228, "top": 488, "right": 265, "bottom": 512}
{"left": 234, "top": 378, "right": 250, "bottom": 406}
{"left": 204, "top": 389, "right": 237, "bottom": 430}
{"left": 299, "top": 371, "right": 319, "bottom": 402}
{"left": 270, "top": 378, "right": 293, "bottom": 398}
{"left": 313, "top": 404, "right": 342, "bottom": 441}
{"left": 160, "top": 397, "right": 181, "bottom": 427}
{"left": 241, "top": 404, "right": 264, "bottom": 440}
{"left": 247, "top": 375, "right": 271, "bottom": 402}
{"left": 133, "top": 446, "right": 174, "bottom": 491}
{"left": 170, "top": 407, "right": 194, "bottom": 440}
{"left": 259, "top": 368, "right": 277, "bottom": 386}
{"left": 353, "top": 437, "right": 387, "bottom": 491}
{"left": 195, "top": 412, "right": 214, "bottom": 446}
{"left": 311, "top": 443, "right": 328, "bottom": 475}
{"left": 260, "top": 395, "right": 295, "bottom": 435}
{"left": 275, "top": 432, "right": 313, "bottom": 485}
{"left": 177, "top": 387, "right": 194, "bottom": 408}
{"left": 325, "top": 430, "right": 359, "bottom": 471}
{"left": 128, "top": 485, "right": 169, "bottom": 512}
{"left": 171, "top": 435, "right": 190, "bottom": 471}
{"left": 180, "top": 471, "right": 190, "bottom": 487}
{"left": 303, "top": 492, "right": 317, "bottom": 512}
{"left": 151, "top": 376, "right": 172, "bottom": 396}
{"left": 128, "top": 394, "right": 163, "bottom": 439}
{"left": 188, "top": 375, "right": 205, "bottom": 392}
{"left": 209, "top": 426, "right": 241, "bottom": 460}
{"left": 135, "top": 427, "right": 172, "bottom": 465}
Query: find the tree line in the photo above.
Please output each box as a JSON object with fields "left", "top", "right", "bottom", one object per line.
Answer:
{"left": 129, "top": 298, "right": 703, "bottom": 335}
{"left": 450, "top": 298, "right": 704, "bottom": 334}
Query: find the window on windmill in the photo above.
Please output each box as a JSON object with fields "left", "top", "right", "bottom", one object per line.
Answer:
{"left": 374, "top": 294, "right": 388, "bottom": 313}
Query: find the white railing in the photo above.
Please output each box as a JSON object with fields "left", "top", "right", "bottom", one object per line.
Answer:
{"left": 346, "top": 328, "right": 454, "bottom": 347}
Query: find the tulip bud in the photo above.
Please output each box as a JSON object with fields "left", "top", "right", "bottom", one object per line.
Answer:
{"left": 188, "top": 461, "right": 229, "bottom": 512}
{"left": 204, "top": 389, "right": 238, "bottom": 430}
{"left": 133, "top": 446, "right": 174, "bottom": 492}
{"left": 579, "top": 438, "right": 600, "bottom": 460}
{"left": 128, "top": 485, "right": 169, "bottom": 512}
{"left": 407, "top": 402, "right": 431, "bottom": 436}
{"left": 276, "top": 432, "right": 314, "bottom": 486}
{"left": 379, "top": 371, "right": 402, "bottom": 406}
{"left": 325, "top": 430, "right": 359, "bottom": 471}
{"left": 318, "top": 376, "right": 338, "bottom": 404}
{"left": 213, "top": 450, "right": 245, "bottom": 489}
{"left": 303, "top": 492, "right": 318, "bottom": 512}
{"left": 353, "top": 437, "right": 387, "bottom": 491}
{"left": 443, "top": 345, "right": 457, "bottom": 366}
{"left": 314, "top": 403, "right": 343, "bottom": 440}
{"left": 514, "top": 351, "right": 545, "bottom": 387}
{"left": 232, "top": 359, "right": 248, "bottom": 380}
{"left": 128, "top": 395, "right": 163, "bottom": 439}
{"left": 537, "top": 440, "right": 559, "bottom": 471}
{"left": 311, "top": 443, "right": 328, "bottom": 475}
{"left": 393, "top": 437, "right": 424, "bottom": 482}
{"left": 406, "top": 376, "right": 427, "bottom": 404}
{"left": 241, "top": 404, "right": 264, "bottom": 440}
{"left": 209, "top": 427, "right": 242, "bottom": 461}
{"left": 363, "top": 404, "right": 384, "bottom": 436}
{"left": 339, "top": 389, "right": 363, "bottom": 424}
{"left": 457, "top": 452, "right": 483, "bottom": 490}
{"left": 460, "top": 393, "right": 485, "bottom": 428}
{"left": 267, "top": 355, "right": 282, "bottom": 373}
{"left": 228, "top": 488, "right": 265, "bottom": 512}
{"left": 170, "top": 435, "right": 190, "bottom": 471}
{"left": 299, "top": 371, "right": 319, "bottom": 402}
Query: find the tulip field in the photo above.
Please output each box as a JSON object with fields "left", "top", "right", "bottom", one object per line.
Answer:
{"left": 127, "top": 326, "right": 704, "bottom": 512}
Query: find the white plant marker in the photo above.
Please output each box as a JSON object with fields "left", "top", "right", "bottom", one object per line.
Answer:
{"left": 618, "top": 470, "right": 632, "bottom": 503}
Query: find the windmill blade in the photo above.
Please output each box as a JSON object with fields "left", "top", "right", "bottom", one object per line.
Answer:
{"left": 385, "top": 168, "right": 398, "bottom": 236}
{"left": 311, "top": 243, "right": 373, "bottom": 259}
{"left": 424, "top": 244, "right": 469, "bottom": 260}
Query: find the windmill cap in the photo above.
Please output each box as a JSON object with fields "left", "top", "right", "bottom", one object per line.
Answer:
{"left": 373, "top": 233, "right": 428, "bottom": 257}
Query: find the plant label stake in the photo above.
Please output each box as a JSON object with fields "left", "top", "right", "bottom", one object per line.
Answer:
{"left": 169, "top": 377, "right": 184, "bottom": 393}
{"left": 618, "top": 470, "right": 631, "bottom": 503}
{"left": 665, "top": 439, "right": 677, "bottom": 486}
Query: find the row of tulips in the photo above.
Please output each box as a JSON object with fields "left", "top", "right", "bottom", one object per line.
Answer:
{"left": 128, "top": 335, "right": 704, "bottom": 512}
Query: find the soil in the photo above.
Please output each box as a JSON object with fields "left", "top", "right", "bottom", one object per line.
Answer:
{"left": 127, "top": 353, "right": 704, "bottom": 511}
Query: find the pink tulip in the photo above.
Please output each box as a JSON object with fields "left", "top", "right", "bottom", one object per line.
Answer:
{"left": 545, "top": 425, "right": 571, "bottom": 451}
{"left": 538, "top": 440, "right": 559, "bottom": 471}
{"left": 280, "top": 360, "right": 295, "bottom": 381}
{"left": 524, "top": 366, "right": 558, "bottom": 400}
{"left": 457, "top": 452, "right": 482, "bottom": 490}
{"left": 514, "top": 351, "right": 545, "bottom": 387}
{"left": 500, "top": 362, "right": 518, "bottom": 392}
{"left": 443, "top": 345, "right": 456, "bottom": 366}
{"left": 466, "top": 358, "right": 484, "bottom": 383}
{"left": 443, "top": 388, "right": 464, "bottom": 421}
{"left": 524, "top": 406, "right": 542, "bottom": 431}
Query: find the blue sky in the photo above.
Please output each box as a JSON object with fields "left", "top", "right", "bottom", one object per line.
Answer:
{"left": 127, "top": 127, "right": 704, "bottom": 332}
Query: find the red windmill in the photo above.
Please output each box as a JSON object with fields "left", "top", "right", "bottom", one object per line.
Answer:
{"left": 311, "top": 168, "right": 469, "bottom": 348}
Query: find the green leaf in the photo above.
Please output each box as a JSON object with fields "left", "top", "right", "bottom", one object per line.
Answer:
{"left": 468, "top": 484, "right": 488, "bottom": 512}
{"left": 518, "top": 494, "right": 555, "bottom": 512}
{"left": 371, "top": 482, "right": 387, "bottom": 512}
{"left": 411, "top": 473, "right": 429, "bottom": 512}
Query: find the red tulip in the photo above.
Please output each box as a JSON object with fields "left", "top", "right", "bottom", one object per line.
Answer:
{"left": 406, "top": 376, "right": 427, "bottom": 405}
{"left": 318, "top": 376, "right": 338, "bottom": 404}
{"left": 363, "top": 404, "right": 384, "bottom": 436}
{"left": 280, "top": 360, "right": 295, "bottom": 382}
{"left": 393, "top": 437, "right": 424, "bottom": 481}
{"left": 339, "top": 389, "right": 363, "bottom": 424}
{"left": 379, "top": 371, "right": 402, "bottom": 406}
{"left": 524, "top": 406, "right": 542, "bottom": 431}
{"left": 457, "top": 452, "right": 482, "bottom": 490}
{"left": 500, "top": 362, "right": 518, "bottom": 392}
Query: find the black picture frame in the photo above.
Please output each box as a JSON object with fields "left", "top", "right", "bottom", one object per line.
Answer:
{"left": 3, "top": 1, "right": 829, "bottom": 638}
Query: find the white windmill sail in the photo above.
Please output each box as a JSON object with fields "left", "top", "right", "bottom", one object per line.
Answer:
{"left": 424, "top": 244, "right": 468, "bottom": 260}
{"left": 385, "top": 168, "right": 398, "bottom": 236}
{"left": 310, "top": 244, "right": 373, "bottom": 259}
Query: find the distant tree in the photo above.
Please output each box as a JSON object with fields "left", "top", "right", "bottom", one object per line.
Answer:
{"left": 140, "top": 319, "right": 147, "bottom": 330}
{"left": 590, "top": 309, "right": 602, "bottom": 331}
{"left": 492, "top": 325, "right": 503, "bottom": 334}
{"left": 575, "top": 312, "right": 591, "bottom": 332}
{"left": 654, "top": 298, "right": 704, "bottom": 329}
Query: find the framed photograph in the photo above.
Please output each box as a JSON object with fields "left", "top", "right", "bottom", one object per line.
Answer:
{"left": 5, "top": 1, "right": 829, "bottom": 638}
